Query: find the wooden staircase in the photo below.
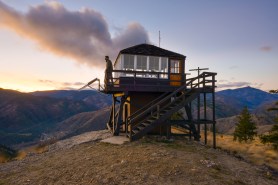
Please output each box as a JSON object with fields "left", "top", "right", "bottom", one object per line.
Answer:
{"left": 126, "top": 74, "right": 207, "bottom": 141}
{"left": 128, "top": 91, "right": 199, "bottom": 141}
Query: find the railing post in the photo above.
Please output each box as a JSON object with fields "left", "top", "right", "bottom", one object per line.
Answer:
{"left": 203, "top": 75, "right": 205, "bottom": 90}
{"left": 133, "top": 71, "right": 136, "bottom": 88}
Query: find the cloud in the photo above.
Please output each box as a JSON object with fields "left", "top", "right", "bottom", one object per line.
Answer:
{"left": 217, "top": 81, "right": 263, "bottom": 89}
{"left": 218, "top": 81, "right": 252, "bottom": 89}
{"left": 39, "top": 79, "right": 85, "bottom": 89}
{"left": 260, "top": 46, "right": 272, "bottom": 52}
{"left": 0, "top": 1, "right": 150, "bottom": 67}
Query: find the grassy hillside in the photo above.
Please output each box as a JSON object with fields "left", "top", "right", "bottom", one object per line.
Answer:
{"left": 0, "top": 145, "right": 17, "bottom": 163}
{"left": 0, "top": 133, "right": 277, "bottom": 184}
{"left": 204, "top": 132, "right": 278, "bottom": 171}
{"left": 50, "top": 107, "right": 110, "bottom": 139}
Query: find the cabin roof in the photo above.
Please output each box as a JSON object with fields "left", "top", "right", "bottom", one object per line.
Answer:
{"left": 119, "top": 44, "right": 186, "bottom": 59}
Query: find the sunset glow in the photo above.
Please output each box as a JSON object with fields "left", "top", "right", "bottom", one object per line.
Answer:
{"left": 0, "top": 0, "right": 277, "bottom": 92}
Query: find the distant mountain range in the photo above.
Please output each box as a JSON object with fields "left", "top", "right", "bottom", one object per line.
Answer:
{"left": 0, "top": 88, "right": 111, "bottom": 146}
{"left": 216, "top": 86, "right": 278, "bottom": 112}
{"left": 0, "top": 86, "right": 277, "bottom": 147}
{"left": 31, "top": 90, "right": 112, "bottom": 110}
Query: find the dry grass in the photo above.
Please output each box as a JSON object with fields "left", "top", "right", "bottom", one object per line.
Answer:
{"left": 0, "top": 138, "right": 58, "bottom": 163}
{"left": 203, "top": 132, "right": 278, "bottom": 170}
{"left": 14, "top": 151, "right": 27, "bottom": 160}
{"left": 1, "top": 137, "right": 277, "bottom": 185}
{"left": 0, "top": 156, "right": 8, "bottom": 163}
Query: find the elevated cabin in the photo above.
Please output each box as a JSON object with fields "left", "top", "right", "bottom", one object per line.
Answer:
{"left": 106, "top": 44, "right": 187, "bottom": 93}
{"left": 103, "top": 44, "right": 217, "bottom": 148}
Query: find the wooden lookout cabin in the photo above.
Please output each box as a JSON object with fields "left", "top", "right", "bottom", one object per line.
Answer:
{"left": 102, "top": 44, "right": 217, "bottom": 147}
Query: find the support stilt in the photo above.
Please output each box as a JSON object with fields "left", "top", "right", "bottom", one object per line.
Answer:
{"left": 212, "top": 76, "right": 216, "bottom": 149}
{"left": 204, "top": 92, "right": 207, "bottom": 144}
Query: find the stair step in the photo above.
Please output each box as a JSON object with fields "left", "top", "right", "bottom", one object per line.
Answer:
{"left": 148, "top": 117, "right": 157, "bottom": 121}
{"left": 141, "top": 122, "right": 151, "bottom": 127}
{"left": 132, "top": 129, "right": 140, "bottom": 134}
{"left": 145, "top": 120, "right": 152, "bottom": 124}
{"left": 137, "top": 126, "right": 145, "bottom": 130}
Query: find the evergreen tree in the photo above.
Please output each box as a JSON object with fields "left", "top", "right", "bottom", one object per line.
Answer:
{"left": 260, "top": 90, "right": 278, "bottom": 149}
{"left": 233, "top": 106, "right": 257, "bottom": 142}
{"left": 260, "top": 124, "right": 278, "bottom": 150}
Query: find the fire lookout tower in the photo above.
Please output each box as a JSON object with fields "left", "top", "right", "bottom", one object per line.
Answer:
{"left": 100, "top": 44, "right": 216, "bottom": 147}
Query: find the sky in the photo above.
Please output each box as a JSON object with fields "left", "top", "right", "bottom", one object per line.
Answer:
{"left": 0, "top": 0, "right": 277, "bottom": 92}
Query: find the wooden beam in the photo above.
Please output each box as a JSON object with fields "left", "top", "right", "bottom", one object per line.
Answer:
{"left": 113, "top": 92, "right": 125, "bottom": 97}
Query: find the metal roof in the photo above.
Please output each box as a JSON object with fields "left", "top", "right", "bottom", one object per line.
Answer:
{"left": 119, "top": 44, "right": 186, "bottom": 59}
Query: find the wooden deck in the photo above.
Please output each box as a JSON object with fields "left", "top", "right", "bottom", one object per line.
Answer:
{"left": 104, "top": 70, "right": 216, "bottom": 94}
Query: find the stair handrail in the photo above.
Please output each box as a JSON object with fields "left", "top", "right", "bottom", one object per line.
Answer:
{"left": 128, "top": 78, "right": 194, "bottom": 126}
{"left": 128, "top": 72, "right": 216, "bottom": 127}
{"left": 129, "top": 86, "right": 193, "bottom": 127}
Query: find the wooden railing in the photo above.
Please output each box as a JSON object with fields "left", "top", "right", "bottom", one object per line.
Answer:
{"left": 107, "top": 70, "right": 187, "bottom": 88}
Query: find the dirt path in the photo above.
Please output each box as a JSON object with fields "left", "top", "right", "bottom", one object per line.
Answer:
{"left": 0, "top": 133, "right": 277, "bottom": 185}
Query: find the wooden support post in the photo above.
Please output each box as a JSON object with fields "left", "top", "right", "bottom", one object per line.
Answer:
{"left": 112, "top": 95, "right": 116, "bottom": 134}
{"left": 166, "top": 121, "right": 171, "bottom": 139}
{"left": 204, "top": 92, "right": 207, "bottom": 145}
{"left": 197, "top": 69, "right": 201, "bottom": 137}
{"left": 115, "top": 95, "right": 126, "bottom": 136}
{"left": 185, "top": 105, "right": 192, "bottom": 140}
{"left": 197, "top": 94, "right": 200, "bottom": 137}
{"left": 212, "top": 75, "right": 216, "bottom": 149}
{"left": 107, "top": 106, "right": 113, "bottom": 131}
{"left": 125, "top": 104, "right": 128, "bottom": 135}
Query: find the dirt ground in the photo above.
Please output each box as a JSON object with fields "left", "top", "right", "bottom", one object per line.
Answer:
{"left": 0, "top": 133, "right": 277, "bottom": 185}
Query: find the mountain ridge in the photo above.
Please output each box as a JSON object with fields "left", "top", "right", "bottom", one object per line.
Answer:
{"left": 1, "top": 86, "right": 277, "bottom": 147}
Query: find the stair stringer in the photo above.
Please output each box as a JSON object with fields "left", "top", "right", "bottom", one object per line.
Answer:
{"left": 130, "top": 92, "right": 199, "bottom": 141}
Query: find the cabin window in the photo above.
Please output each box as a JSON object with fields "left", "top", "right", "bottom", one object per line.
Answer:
{"left": 123, "top": 54, "right": 135, "bottom": 70}
{"left": 136, "top": 55, "right": 147, "bottom": 71}
{"left": 160, "top": 57, "right": 168, "bottom": 78}
{"left": 149, "top": 56, "right": 159, "bottom": 78}
{"left": 170, "top": 60, "right": 180, "bottom": 74}
{"left": 149, "top": 56, "right": 159, "bottom": 71}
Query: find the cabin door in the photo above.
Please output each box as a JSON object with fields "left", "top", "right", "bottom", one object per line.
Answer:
{"left": 170, "top": 59, "right": 181, "bottom": 86}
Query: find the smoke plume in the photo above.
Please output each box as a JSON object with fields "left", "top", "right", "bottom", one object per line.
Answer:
{"left": 0, "top": 1, "right": 150, "bottom": 67}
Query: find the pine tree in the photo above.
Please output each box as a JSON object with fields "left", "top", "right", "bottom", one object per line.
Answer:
{"left": 260, "top": 124, "right": 278, "bottom": 150}
{"left": 233, "top": 106, "right": 257, "bottom": 142}
{"left": 259, "top": 90, "right": 278, "bottom": 149}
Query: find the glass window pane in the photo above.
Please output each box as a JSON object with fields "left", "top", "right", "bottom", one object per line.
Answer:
{"left": 149, "top": 56, "right": 159, "bottom": 71}
{"left": 160, "top": 57, "right": 168, "bottom": 79}
{"left": 137, "top": 55, "right": 147, "bottom": 70}
{"left": 170, "top": 60, "right": 180, "bottom": 74}
{"left": 123, "top": 54, "right": 134, "bottom": 70}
